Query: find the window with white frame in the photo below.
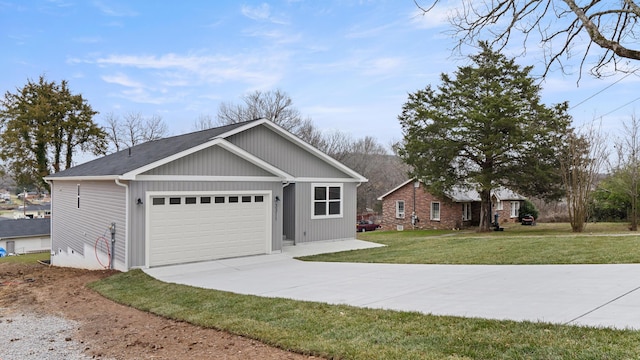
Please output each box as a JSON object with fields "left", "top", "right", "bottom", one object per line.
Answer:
{"left": 431, "top": 202, "right": 440, "bottom": 220}
{"left": 312, "top": 183, "right": 343, "bottom": 218}
{"left": 395, "top": 200, "right": 405, "bottom": 218}
{"left": 510, "top": 201, "right": 520, "bottom": 218}
{"left": 76, "top": 184, "right": 81, "bottom": 209}
{"left": 495, "top": 199, "right": 503, "bottom": 210}
{"left": 462, "top": 203, "right": 471, "bottom": 221}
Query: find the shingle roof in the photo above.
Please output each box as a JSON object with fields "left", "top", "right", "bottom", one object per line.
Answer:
{"left": 0, "top": 218, "right": 50, "bottom": 238}
{"left": 47, "top": 120, "right": 258, "bottom": 178}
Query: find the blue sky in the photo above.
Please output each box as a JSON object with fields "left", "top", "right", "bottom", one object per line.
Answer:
{"left": 1, "top": 0, "right": 639, "bottom": 154}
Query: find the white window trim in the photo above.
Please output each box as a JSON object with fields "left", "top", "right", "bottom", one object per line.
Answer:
{"left": 430, "top": 202, "right": 440, "bottom": 221}
{"left": 510, "top": 201, "right": 520, "bottom": 218}
{"left": 495, "top": 200, "right": 503, "bottom": 210}
{"left": 462, "top": 203, "right": 471, "bottom": 221}
{"left": 395, "top": 200, "right": 405, "bottom": 219}
{"left": 311, "top": 183, "right": 343, "bottom": 219}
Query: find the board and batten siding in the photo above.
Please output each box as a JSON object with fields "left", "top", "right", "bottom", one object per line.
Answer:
{"left": 142, "top": 145, "right": 274, "bottom": 177}
{"left": 228, "top": 125, "right": 350, "bottom": 178}
{"left": 50, "top": 180, "right": 126, "bottom": 268}
{"left": 128, "top": 180, "right": 283, "bottom": 268}
{"left": 293, "top": 182, "right": 358, "bottom": 243}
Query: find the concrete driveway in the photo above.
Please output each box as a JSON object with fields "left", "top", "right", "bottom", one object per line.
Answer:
{"left": 144, "top": 240, "right": 640, "bottom": 330}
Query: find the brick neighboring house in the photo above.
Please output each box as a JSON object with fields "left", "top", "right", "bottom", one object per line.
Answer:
{"left": 377, "top": 179, "right": 526, "bottom": 230}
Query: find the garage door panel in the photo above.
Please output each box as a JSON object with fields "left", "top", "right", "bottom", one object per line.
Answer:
{"left": 148, "top": 193, "right": 269, "bottom": 267}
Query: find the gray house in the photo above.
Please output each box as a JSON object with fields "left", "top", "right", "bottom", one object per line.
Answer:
{"left": 45, "top": 119, "right": 367, "bottom": 271}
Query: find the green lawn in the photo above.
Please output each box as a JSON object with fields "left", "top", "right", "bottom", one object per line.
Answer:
{"left": 90, "top": 270, "right": 640, "bottom": 360}
{"left": 301, "top": 222, "right": 640, "bottom": 264}
{"left": 0, "top": 252, "right": 49, "bottom": 264}
{"left": 85, "top": 222, "right": 640, "bottom": 359}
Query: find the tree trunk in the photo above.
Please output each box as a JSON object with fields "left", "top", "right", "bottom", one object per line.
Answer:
{"left": 478, "top": 189, "right": 492, "bottom": 232}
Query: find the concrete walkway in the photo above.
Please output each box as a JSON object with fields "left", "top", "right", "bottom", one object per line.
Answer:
{"left": 144, "top": 240, "right": 640, "bottom": 330}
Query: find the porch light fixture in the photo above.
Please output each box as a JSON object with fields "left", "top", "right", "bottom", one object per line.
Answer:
{"left": 136, "top": 198, "right": 143, "bottom": 205}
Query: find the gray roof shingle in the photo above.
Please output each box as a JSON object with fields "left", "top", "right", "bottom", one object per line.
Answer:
{"left": 0, "top": 218, "right": 50, "bottom": 238}
{"left": 47, "top": 120, "right": 257, "bottom": 178}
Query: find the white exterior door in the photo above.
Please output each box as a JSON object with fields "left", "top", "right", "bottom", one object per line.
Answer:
{"left": 147, "top": 192, "right": 271, "bottom": 267}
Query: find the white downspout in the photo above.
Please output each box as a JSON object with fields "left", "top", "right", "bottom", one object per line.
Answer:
{"left": 114, "top": 179, "right": 129, "bottom": 270}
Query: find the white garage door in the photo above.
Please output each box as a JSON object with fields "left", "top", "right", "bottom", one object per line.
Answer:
{"left": 148, "top": 193, "right": 270, "bottom": 267}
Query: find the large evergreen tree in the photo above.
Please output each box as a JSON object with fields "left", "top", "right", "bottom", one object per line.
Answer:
{"left": 398, "top": 43, "right": 572, "bottom": 231}
{"left": 0, "top": 76, "right": 106, "bottom": 190}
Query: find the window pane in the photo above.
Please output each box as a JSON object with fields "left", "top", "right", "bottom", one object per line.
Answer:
{"left": 185, "top": 197, "right": 197, "bottom": 204}
{"left": 328, "top": 187, "right": 341, "bottom": 200}
{"left": 229, "top": 196, "right": 239, "bottom": 203}
{"left": 200, "top": 197, "right": 211, "bottom": 204}
{"left": 153, "top": 198, "right": 165, "bottom": 205}
{"left": 328, "top": 201, "right": 340, "bottom": 215}
{"left": 169, "top": 197, "right": 181, "bottom": 205}
{"left": 314, "top": 202, "right": 326, "bottom": 215}
{"left": 314, "top": 187, "right": 326, "bottom": 201}
{"left": 214, "top": 196, "right": 225, "bottom": 204}
{"left": 255, "top": 196, "right": 264, "bottom": 202}
{"left": 242, "top": 196, "right": 251, "bottom": 203}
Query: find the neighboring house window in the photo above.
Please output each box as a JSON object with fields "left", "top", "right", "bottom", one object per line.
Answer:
{"left": 510, "top": 201, "right": 520, "bottom": 218}
{"left": 495, "top": 200, "right": 503, "bottom": 210}
{"left": 462, "top": 203, "right": 471, "bottom": 221}
{"left": 76, "top": 184, "right": 80, "bottom": 209}
{"left": 431, "top": 202, "right": 440, "bottom": 221}
{"left": 312, "top": 183, "right": 343, "bottom": 218}
{"left": 395, "top": 200, "right": 405, "bottom": 218}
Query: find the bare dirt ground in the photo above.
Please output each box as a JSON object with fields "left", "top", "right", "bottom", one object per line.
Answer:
{"left": 0, "top": 262, "right": 319, "bottom": 359}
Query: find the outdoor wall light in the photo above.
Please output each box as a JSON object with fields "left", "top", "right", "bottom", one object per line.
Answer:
{"left": 136, "top": 198, "right": 143, "bottom": 205}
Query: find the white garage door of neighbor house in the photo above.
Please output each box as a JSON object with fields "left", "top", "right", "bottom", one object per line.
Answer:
{"left": 148, "top": 193, "right": 270, "bottom": 267}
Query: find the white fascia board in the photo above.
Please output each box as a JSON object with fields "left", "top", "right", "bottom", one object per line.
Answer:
{"left": 218, "top": 119, "right": 368, "bottom": 183}
{"left": 135, "top": 175, "right": 284, "bottom": 182}
{"left": 43, "top": 175, "right": 120, "bottom": 182}
{"left": 295, "top": 177, "right": 368, "bottom": 183}
{"left": 377, "top": 179, "right": 415, "bottom": 200}
{"left": 121, "top": 137, "right": 294, "bottom": 182}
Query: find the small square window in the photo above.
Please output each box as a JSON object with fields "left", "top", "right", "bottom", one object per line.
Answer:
{"left": 169, "top": 197, "right": 181, "bottom": 205}
{"left": 254, "top": 196, "right": 264, "bottom": 202}
{"left": 229, "top": 196, "right": 239, "bottom": 203}
{"left": 214, "top": 197, "right": 225, "bottom": 204}
{"left": 200, "top": 197, "right": 211, "bottom": 204}
{"left": 153, "top": 198, "right": 165, "bottom": 205}
{"left": 242, "top": 196, "right": 251, "bottom": 203}
{"left": 185, "top": 197, "right": 197, "bottom": 204}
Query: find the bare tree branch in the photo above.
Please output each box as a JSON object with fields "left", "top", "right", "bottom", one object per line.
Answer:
{"left": 417, "top": 0, "right": 640, "bottom": 78}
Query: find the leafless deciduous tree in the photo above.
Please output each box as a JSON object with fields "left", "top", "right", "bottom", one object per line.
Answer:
{"left": 558, "top": 123, "right": 607, "bottom": 232}
{"left": 416, "top": 0, "right": 640, "bottom": 78}
{"left": 103, "top": 112, "right": 168, "bottom": 153}
{"left": 612, "top": 114, "right": 640, "bottom": 230}
{"left": 193, "top": 114, "right": 216, "bottom": 131}
{"left": 217, "top": 89, "right": 305, "bottom": 131}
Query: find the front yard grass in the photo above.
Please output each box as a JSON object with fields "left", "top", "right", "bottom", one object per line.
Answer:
{"left": 0, "top": 252, "right": 49, "bottom": 264}
{"left": 89, "top": 270, "right": 640, "bottom": 360}
{"left": 301, "top": 222, "right": 640, "bottom": 264}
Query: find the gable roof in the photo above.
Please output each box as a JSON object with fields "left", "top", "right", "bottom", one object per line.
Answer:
{"left": 0, "top": 218, "right": 50, "bottom": 239}
{"left": 46, "top": 119, "right": 367, "bottom": 182}
{"left": 377, "top": 179, "right": 526, "bottom": 202}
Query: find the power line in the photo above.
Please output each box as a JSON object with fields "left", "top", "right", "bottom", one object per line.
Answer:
{"left": 569, "top": 72, "right": 634, "bottom": 111}
{"left": 599, "top": 96, "right": 640, "bottom": 118}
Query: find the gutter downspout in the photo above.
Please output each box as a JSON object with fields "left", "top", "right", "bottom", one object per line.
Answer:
{"left": 44, "top": 179, "right": 54, "bottom": 262}
{"left": 114, "top": 179, "right": 129, "bottom": 270}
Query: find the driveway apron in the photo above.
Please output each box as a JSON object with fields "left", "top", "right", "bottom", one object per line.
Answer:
{"left": 144, "top": 240, "right": 640, "bottom": 330}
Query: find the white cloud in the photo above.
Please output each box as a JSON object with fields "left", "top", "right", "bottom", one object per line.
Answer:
{"left": 241, "top": 3, "right": 271, "bottom": 21}
{"left": 101, "top": 73, "right": 144, "bottom": 88}
{"left": 409, "top": 0, "right": 459, "bottom": 30}
{"left": 92, "top": 1, "right": 137, "bottom": 17}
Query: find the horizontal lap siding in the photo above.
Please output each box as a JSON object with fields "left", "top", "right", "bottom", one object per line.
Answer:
{"left": 51, "top": 180, "right": 126, "bottom": 265}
